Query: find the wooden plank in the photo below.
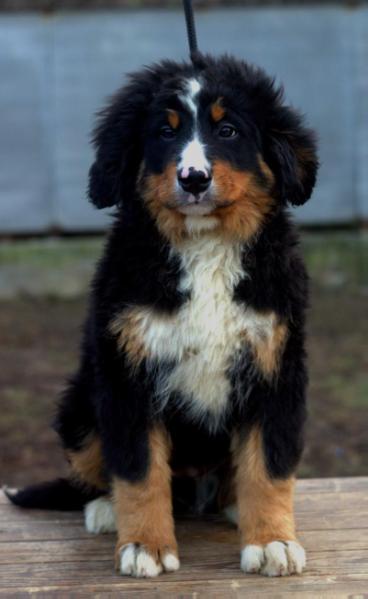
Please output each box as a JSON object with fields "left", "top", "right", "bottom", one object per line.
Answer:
{"left": 1, "top": 581, "right": 368, "bottom": 599}
{"left": 0, "top": 535, "right": 367, "bottom": 567}
{"left": 1, "top": 509, "right": 367, "bottom": 543}
{"left": 295, "top": 477, "right": 368, "bottom": 494}
{"left": 0, "top": 522, "right": 90, "bottom": 543}
{"left": 1, "top": 578, "right": 368, "bottom": 599}
{"left": 0, "top": 580, "right": 368, "bottom": 599}
{"left": 0, "top": 555, "right": 367, "bottom": 585}
{"left": 0, "top": 563, "right": 367, "bottom": 593}
{"left": 0, "top": 479, "right": 367, "bottom": 596}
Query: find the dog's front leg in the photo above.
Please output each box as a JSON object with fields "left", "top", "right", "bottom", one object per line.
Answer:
{"left": 233, "top": 427, "right": 306, "bottom": 577}
{"left": 113, "top": 425, "right": 179, "bottom": 578}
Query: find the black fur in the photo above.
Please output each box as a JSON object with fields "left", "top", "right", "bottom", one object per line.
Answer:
{"left": 8, "top": 54, "right": 318, "bottom": 512}
{"left": 4, "top": 479, "right": 102, "bottom": 511}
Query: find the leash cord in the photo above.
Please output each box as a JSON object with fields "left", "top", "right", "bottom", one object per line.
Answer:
{"left": 182, "top": 0, "right": 199, "bottom": 61}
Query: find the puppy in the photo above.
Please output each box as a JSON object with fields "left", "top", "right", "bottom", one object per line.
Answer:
{"left": 6, "top": 54, "right": 318, "bottom": 578}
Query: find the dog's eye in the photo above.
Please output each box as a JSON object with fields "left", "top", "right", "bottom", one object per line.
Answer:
{"left": 218, "top": 124, "right": 238, "bottom": 139}
{"left": 160, "top": 125, "right": 177, "bottom": 140}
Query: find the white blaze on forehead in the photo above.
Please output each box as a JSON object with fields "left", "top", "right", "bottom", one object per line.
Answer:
{"left": 181, "top": 78, "right": 201, "bottom": 117}
{"left": 178, "top": 137, "right": 210, "bottom": 177}
{"left": 178, "top": 78, "right": 210, "bottom": 179}
{"left": 189, "top": 78, "right": 201, "bottom": 95}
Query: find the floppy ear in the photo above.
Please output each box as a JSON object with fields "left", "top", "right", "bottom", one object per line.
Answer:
{"left": 265, "top": 107, "right": 319, "bottom": 206}
{"left": 88, "top": 73, "right": 154, "bottom": 209}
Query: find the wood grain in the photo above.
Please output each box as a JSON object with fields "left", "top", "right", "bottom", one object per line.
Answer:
{"left": 0, "top": 478, "right": 367, "bottom": 597}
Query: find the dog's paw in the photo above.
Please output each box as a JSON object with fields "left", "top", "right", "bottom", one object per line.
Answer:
{"left": 84, "top": 496, "right": 117, "bottom": 534}
{"left": 241, "top": 541, "right": 306, "bottom": 576}
{"left": 118, "top": 543, "right": 180, "bottom": 578}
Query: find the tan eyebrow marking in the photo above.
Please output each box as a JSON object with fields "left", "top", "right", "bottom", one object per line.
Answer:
{"left": 167, "top": 109, "right": 180, "bottom": 130}
{"left": 211, "top": 97, "right": 226, "bottom": 122}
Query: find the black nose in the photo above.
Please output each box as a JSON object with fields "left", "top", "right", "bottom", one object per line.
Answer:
{"left": 178, "top": 167, "right": 212, "bottom": 196}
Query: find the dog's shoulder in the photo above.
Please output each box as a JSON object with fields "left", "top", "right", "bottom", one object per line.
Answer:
{"left": 91, "top": 209, "right": 185, "bottom": 318}
{"left": 234, "top": 211, "right": 308, "bottom": 321}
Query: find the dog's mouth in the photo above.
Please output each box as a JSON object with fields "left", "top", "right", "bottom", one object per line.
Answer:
{"left": 176, "top": 192, "right": 214, "bottom": 216}
{"left": 167, "top": 191, "right": 234, "bottom": 216}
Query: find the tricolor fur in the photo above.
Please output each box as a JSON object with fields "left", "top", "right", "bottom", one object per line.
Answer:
{"left": 7, "top": 54, "right": 318, "bottom": 578}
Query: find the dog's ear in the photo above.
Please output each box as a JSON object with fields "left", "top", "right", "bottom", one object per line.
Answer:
{"left": 264, "top": 106, "right": 319, "bottom": 206}
{"left": 88, "top": 74, "right": 153, "bottom": 209}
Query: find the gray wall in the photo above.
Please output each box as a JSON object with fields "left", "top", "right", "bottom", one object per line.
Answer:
{"left": 0, "top": 7, "right": 367, "bottom": 233}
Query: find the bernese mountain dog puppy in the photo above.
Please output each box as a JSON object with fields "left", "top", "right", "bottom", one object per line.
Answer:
{"left": 6, "top": 54, "right": 318, "bottom": 578}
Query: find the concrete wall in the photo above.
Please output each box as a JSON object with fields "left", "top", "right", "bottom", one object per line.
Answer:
{"left": 0, "top": 6, "right": 367, "bottom": 233}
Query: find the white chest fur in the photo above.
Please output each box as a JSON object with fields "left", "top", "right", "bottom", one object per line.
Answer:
{"left": 127, "top": 235, "right": 277, "bottom": 429}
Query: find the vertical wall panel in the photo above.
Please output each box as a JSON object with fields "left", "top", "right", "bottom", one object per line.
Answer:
{"left": 0, "top": 7, "right": 366, "bottom": 233}
{"left": 355, "top": 10, "right": 368, "bottom": 221}
{"left": 0, "top": 17, "right": 52, "bottom": 233}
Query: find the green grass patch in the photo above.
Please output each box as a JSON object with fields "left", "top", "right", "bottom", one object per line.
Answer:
{"left": 0, "top": 237, "right": 103, "bottom": 268}
{"left": 301, "top": 231, "right": 368, "bottom": 288}
{"left": 0, "top": 231, "right": 367, "bottom": 298}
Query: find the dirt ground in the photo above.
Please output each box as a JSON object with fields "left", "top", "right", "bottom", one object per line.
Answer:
{"left": 0, "top": 234, "right": 367, "bottom": 487}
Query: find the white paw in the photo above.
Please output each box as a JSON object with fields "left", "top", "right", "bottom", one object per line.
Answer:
{"left": 84, "top": 496, "right": 116, "bottom": 534}
{"left": 119, "top": 543, "right": 180, "bottom": 578}
{"left": 241, "top": 541, "right": 306, "bottom": 577}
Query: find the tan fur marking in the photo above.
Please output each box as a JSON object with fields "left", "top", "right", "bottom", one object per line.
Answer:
{"left": 110, "top": 307, "right": 150, "bottom": 369}
{"left": 67, "top": 435, "right": 106, "bottom": 490}
{"left": 247, "top": 318, "right": 288, "bottom": 379}
{"left": 167, "top": 109, "right": 180, "bottom": 130}
{"left": 154, "top": 207, "right": 185, "bottom": 245}
{"left": 210, "top": 98, "right": 225, "bottom": 122}
{"left": 141, "top": 159, "right": 275, "bottom": 243}
{"left": 233, "top": 428, "right": 296, "bottom": 546}
{"left": 212, "top": 160, "right": 275, "bottom": 241}
{"left": 258, "top": 155, "right": 275, "bottom": 189}
{"left": 142, "top": 163, "right": 186, "bottom": 243}
{"left": 113, "top": 426, "right": 177, "bottom": 567}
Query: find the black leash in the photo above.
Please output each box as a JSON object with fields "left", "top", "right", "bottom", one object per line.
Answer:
{"left": 182, "top": 0, "right": 199, "bottom": 62}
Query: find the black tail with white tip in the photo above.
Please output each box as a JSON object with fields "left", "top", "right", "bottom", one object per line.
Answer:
{"left": 3, "top": 478, "right": 102, "bottom": 511}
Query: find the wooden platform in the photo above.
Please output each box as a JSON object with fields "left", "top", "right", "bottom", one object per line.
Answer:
{"left": 0, "top": 478, "right": 367, "bottom": 597}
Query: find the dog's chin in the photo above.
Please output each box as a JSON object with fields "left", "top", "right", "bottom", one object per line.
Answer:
{"left": 174, "top": 192, "right": 216, "bottom": 216}
{"left": 177, "top": 203, "right": 215, "bottom": 216}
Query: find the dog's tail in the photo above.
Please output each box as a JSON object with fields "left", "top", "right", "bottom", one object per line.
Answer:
{"left": 3, "top": 478, "right": 102, "bottom": 511}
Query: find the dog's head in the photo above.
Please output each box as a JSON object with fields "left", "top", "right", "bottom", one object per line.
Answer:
{"left": 89, "top": 55, "right": 318, "bottom": 241}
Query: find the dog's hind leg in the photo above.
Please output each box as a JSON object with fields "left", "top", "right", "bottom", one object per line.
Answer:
{"left": 84, "top": 495, "right": 116, "bottom": 534}
{"left": 66, "top": 434, "right": 107, "bottom": 492}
